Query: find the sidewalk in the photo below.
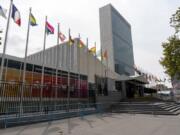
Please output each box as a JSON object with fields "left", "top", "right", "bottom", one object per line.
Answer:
{"left": 0, "top": 113, "right": 180, "bottom": 135}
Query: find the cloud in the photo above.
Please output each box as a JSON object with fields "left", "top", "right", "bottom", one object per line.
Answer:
{"left": 8, "top": 35, "right": 25, "bottom": 47}
{"left": 1, "top": 0, "right": 179, "bottom": 87}
{"left": 134, "top": 47, "right": 172, "bottom": 87}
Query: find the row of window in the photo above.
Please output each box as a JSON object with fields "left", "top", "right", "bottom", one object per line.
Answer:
{"left": 0, "top": 58, "right": 87, "bottom": 80}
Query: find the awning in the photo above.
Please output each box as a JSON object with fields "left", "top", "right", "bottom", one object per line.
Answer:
{"left": 118, "top": 74, "right": 149, "bottom": 84}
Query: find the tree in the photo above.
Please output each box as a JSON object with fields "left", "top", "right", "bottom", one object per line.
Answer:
{"left": 160, "top": 7, "right": 180, "bottom": 80}
{"left": 160, "top": 36, "right": 180, "bottom": 78}
{"left": 170, "top": 7, "right": 180, "bottom": 34}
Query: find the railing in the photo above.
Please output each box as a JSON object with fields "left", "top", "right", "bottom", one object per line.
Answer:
{"left": 0, "top": 103, "right": 104, "bottom": 128}
{"left": 2, "top": 103, "right": 96, "bottom": 117}
{"left": 2, "top": 99, "right": 176, "bottom": 129}
{"left": 0, "top": 82, "right": 96, "bottom": 115}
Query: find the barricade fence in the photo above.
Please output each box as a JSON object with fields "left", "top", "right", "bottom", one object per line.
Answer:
{"left": 0, "top": 82, "right": 96, "bottom": 116}
{"left": 0, "top": 102, "right": 106, "bottom": 128}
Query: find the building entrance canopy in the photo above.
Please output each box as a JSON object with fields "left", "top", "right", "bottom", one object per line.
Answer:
{"left": 118, "top": 74, "right": 149, "bottom": 85}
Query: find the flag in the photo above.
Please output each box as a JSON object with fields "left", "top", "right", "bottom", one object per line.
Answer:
{"left": 46, "top": 21, "right": 54, "bottom": 34}
{"left": 0, "top": 5, "right": 7, "bottom": 19}
{"left": 79, "top": 40, "right": 85, "bottom": 48}
{"left": 30, "top": 13, "right": 37, "bottom": 26}
{"left": 58, "top": 32, "right": 66, "bottom": 42}
{"left": 12, "top": 4, "right": 21, "bottom": 26}
{"left": 68, "top": 35, "right": 74, "bottom": 45}
{"left": 89, "top": 46, "right": 96, "bottom": 54}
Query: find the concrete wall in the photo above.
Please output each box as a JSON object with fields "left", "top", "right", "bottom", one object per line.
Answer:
{"left": 27, "top": 39, "right": 123, "bottom": 92}
{"left": 99, "top": 5, "right": 115, "bottom": 72}
{"left": 99, "top": 4, "right": 135, "bottom": 76}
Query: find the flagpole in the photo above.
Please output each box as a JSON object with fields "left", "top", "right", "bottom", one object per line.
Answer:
{"left": 22, "top": 7, "right": 31, "bottom": 84}
{"left": 0, "top": 0, "right": 13, "bottom": 82}
{"left": 55, "top": 23, "right": 60, "bottom": 110}
{"left": 105, "top": 51, "right": 108, "bottom": 95}
{"left": 30, "top": 64, "right": 34, "bottom": 108}
{"left": 71, "top": 37, "right": 74, "bottom": 73}
{"left": 4, "top": 59, "right": 8, "bottom": 81}
{"left": 1, "top": 0, "right": 12, "bottom": 116}
{"left": 18, "top": 62, "right": 22, "bottom": 81}
{"left": 60, "top": 30, "right": 65, "bottom": 88}
{"left": 94, "top": 42, "right": 97, "bottom": 96}
{"left": 19, "top": 60, "right": 23, "bottom": 115}
{"left": 78, "top": 34, "right": 81, "bottom": 103}
{"left": 60, "top": 34, "right": 64, "bottom": 84}
{"left": 100, "top": 46, "right": 103, "bottom": 95}
{"left": 20, "top": 8, "right": 32, "bottom": 114}
{"left": 67, "top": 28, "right": 71, "bottom": 112}
{"left": 86, "top": 38, "right": 89, "bottom": 104}
{"left": 59, "top": 29, "right": 64, "bottom": 88}
{"left": 40, "top": 16, "right": 47, "bottom": 112}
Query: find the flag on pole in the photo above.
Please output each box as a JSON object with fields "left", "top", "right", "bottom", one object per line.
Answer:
{"left": 89, "top": 46, "right": 96, "bottom": 54}
{"left": 68, "top": 34, "right": 74, "bottom": 45}
{"left": 46, "top": 21, "right": 54, "bottom": 34}
{"left": 0, "top": 5, "right": 7, "bottom": 19}
{"left": 12, "top": 4, "right": 21, "bottom": 26}
{"left": 30, "top": 13, "right": 37, "bottom": 26}
{"left": 79, "top": 40, "right": 85, "bottom": 48}
{"left": 22, "top": 8, "right": 36, "bottom": 85}
{"left": 58, "top": 32, "right": 66, "bottom": 42}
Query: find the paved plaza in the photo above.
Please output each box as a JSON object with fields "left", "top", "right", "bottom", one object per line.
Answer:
{"left": 0, "top": 113, "right": 180, "bottom": 135}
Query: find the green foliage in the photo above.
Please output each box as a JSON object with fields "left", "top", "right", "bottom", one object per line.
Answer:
{"left": 170, "top": 7, "right": 180, "bottom": 34}
{"left": 160, "top": 36, "right": 180, "bottom": 78}
{"left": 160, "top": 7, "right": 180, "bottom": 79}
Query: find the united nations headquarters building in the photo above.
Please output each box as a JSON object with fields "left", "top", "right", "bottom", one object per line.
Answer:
{"left": 0, "top": 4, "right": 150, "bottom": 126}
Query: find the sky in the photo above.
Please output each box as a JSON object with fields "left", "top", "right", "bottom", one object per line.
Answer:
{"left": 0, "top": 0, "right": 180, "bottom": 87}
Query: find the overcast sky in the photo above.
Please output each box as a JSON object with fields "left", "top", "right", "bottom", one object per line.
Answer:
{"left": 0, "top": 0, "right": 179, "bottom": 87}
